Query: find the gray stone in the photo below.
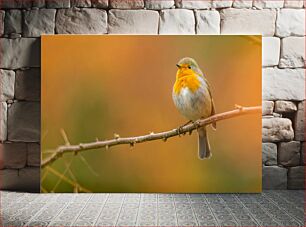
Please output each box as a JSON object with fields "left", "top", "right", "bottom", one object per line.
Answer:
{"left": 301, "top": 142, "right": 305, "bottom": 165}
{"left": 56, "top": 8, "right": 107, "bottom": 34}
{"left": 195, "top": 10, "right": 220, "bottom": 34}
{"left": 0, "top": 10, "right": 4, "bottom": 35}
{"left": 220, "top": 9, "right": 276, "bottom": 36}
{"left": 4, "top": 9, "right": 22, "bottom": 34}
{"left": 175, "top": 0, "right": 212, "bottom": 9}
{"left": 46, "top": 0, "right": 70, "bottom": 8}
{"left": 27, "top": 143, "right": 40, "bottom": 167}
{"left": 0, "top": 69, "right": 15, "bottom": 102}
{"left": 276, "top": 9, "right": 305, "bottom": 37}
{"left": 232, "top": 0, "right": 252, "bottom": 8}
{"left": 15, "top": 68, "right": 41, "bottom": 101}
{"left": 262, "top": 101, "right": 274, "bottom": 115}
{"left": 0, "top": 0, "right": 32, "bottom": 9}
{"left": 108, "top": 10, "right": 159, "bottom": 34}
{"left": 23, "top": 9, "right": 56, "bottom": 37}
{"left": 262, "top": 118, "right": 294, "bottom": 142}
{"left": 0, "top": 102, "right": 7, "bottom": 142}
{"left": 253, "top": 0, "right": 284, "bottom": 8}
{"left": 284, "top": 0, "right": 304, "bottom": 8}
{"left": 71, "top": 0, "right": 92, "bottom": 7}
{"left": 262, "top": 143, "right": 277, "bottom": 165}
{"left": 278, "top": 141, "right": 301, "bottom": 167}
{"left": 0, "top": 167, "right": 40, "bottom": 192}
{"left": 212, "top": 0, "right": 232, "bottom": 8}
{"left": 294, "top": 101, "right": 305, "bottom": 141}
{"left": 263, "top": 166, "right": 287, "bottom": 189}
{"left": 32, "top": 0, "right": 46, "bottom": 8}
{"left": 280, "top": 37, "right": 305, "bottom": 68}
{"left": 8, "top": 102, "right": 40, "bottom": 142}
{"left": 262, "top": 37, "right": 280, "bottom": 66}
{"left": 0, "top": 142, "right": 27, "bottom": 169}
{"left": 91, "top": 0, "right": 108, "bottom": 8}
{"left": 274, "top": 101, "right": 297, "bottom": 113}
{"left": 262, "top": 68, "right": 305, "bottom": 101}
{"left": 110, "top": 0, "right": 144, "bottom": 8}
{"left": 288, "top": 166, "right": 304, "bottom": 189}
{"left": 0, "top": 38, "right": 40, "bottom": 69}
{"left": 145, "top": 0, "right": 175, "bottom": 9}
{"left": 159, "top": 9, "right": 195, "bottom": 34}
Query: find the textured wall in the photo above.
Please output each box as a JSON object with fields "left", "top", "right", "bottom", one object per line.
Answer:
{"left": 0, "top": 0, "right": 305, "bottom": 192}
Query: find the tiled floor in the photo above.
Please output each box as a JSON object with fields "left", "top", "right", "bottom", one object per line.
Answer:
{"left": 1, "top": 190, "right": 304, "bottom": 226}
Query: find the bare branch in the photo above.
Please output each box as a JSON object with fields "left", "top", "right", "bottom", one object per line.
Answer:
{"left": 41, "top": 105, "right": 261, "bottom": 168}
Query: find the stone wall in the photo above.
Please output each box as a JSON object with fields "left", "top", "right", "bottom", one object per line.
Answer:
{"left": 0, "top": 0, "right": 305, "bottom": 192}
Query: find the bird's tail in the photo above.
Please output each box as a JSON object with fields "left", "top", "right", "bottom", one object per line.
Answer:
{"left": 197, "top": 127, "right": 212, "bottom": 159}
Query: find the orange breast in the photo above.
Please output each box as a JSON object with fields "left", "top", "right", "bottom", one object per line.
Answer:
{"left": 173, "top": 74, "right": 200, "bottom": 95}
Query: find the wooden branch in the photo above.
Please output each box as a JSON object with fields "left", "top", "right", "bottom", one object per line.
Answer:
{"left": 41, "top": 105, "right": 261, "bottom": 168}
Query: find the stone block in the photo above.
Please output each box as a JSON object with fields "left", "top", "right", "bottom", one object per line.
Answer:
{"left": 262, "top": 143, "right": 277, "bottom": 165}
{"left": 110, "top": 0, "right": 144, "bottom": 8}
{"left": 0, "top": 69, "right": 15, "bottom": 102}
{"left": 0, "top": 10, "right": 4, "bottom": 35}
{"left": 175, "top": 0, "right": 212, "bottom": 9}
{"left": 284, "top": 0, "right": 304, "bottom": 8}
{"left": 109, "top": 10, "right": 159, "bottom": 34}
{"left": 0, "top": 102, "right": 7, "bottom": 142}
{"left": 232, "top": 0, "right": 252, "bottom": 8}
{"left": 27, "top": 143, "right": 40, "bottom": 167}
{"left": 0, "top": 0, "right": 32, "bottom": 9}
{"left": 46, "top": 0, "right": 70, "bottom": 8}
{"left": 212, "top": 0, "right": 232, "bottom": 8}
{"left": 145, "top": 0, "right": 175, "bottom": 9}
{"left": 262, "top": 68, "right": 305, "bottom": 101}
{"left": 253, "top": 0, "right": 284, "bottom": 8}
{"left": 262, "top": 101, "right": 274, "bottom": 115}
{"left": 91, "top": 0, "right": 108, "bottom": 8}
{"left": 288, "top": 166, "right": 304, "bottom": 189}
{"left": 0, "top": 143, "right": 27, "bottom": 169}
{"left": 0, "top": 167, "right": 40, "bottom": 192}
{"left": 280, "top": 37, "right": 305, "bottom": 68}
{"left": 4, "top": 9, "right": 22, "bottom": 35}
{"left": 159, "top": 9, "right": 195, "bottom": 34}
{"left": 274, "top": 101, "right": 297, "bottom": 113}
{"left": 32, "top": 0, "right": 46, "bottom": 8}
{"left": 15, "top": 68, "right": 41, "bottom": 101}
{"left": 263, "top": 166, "right": 287, "bottom": 189}
{"left": 195, "top": 10, "right": 220, "bottom": 34}
{"left": 262, "top": 118, "right": 294, "bottom": 142}
{"left": 0, "top": 38, "right": 40, "bottom": 69}
{"left": 8, "top": 102, "right": 40, "bottom": 142}
{"left": 262, "top": 37, "right": 280, "bottom": 66}
{"left": 23, "top": 9, "right": 56, "bottom": 37}
{"left": 71, "top": 0, "right": 92, "bottom": 7}
{"left": 278, "top": 141, "right": 301, "bottom": 166}
{"left": 294, "top": 101, "right": 305, "bottom": 141}
{"left": 276, "top": 9, "right": 305, "bottom": 37}
{"left": 220, "top": 8, "right": 276, "bottom": 36}
{"left": 56, "top": 8, "right": 107, "bottom": 34}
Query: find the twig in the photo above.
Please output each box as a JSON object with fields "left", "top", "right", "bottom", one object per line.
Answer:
{"left": 41, "top": 105, "right": 261, "bottom": 168}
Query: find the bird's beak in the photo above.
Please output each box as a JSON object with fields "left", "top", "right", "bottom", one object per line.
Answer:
{"left": 176, "top": 64, "right": 181, "bottom": 68}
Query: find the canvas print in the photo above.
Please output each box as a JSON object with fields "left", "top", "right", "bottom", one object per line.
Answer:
{"left": 41, "top": 35, "right": 262, "bottom": 193}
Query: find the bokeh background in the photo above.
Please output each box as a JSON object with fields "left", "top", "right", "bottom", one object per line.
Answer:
{"left": 41, "top": 35, "right": 261, "bottom": 193}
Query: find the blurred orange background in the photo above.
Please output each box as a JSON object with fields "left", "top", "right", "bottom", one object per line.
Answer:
{"left": 41, "top": 35, "right": 262, "bottom": 193}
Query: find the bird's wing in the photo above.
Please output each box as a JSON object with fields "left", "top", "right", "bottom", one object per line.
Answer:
{"left": 201, "top": 73, "right": 217, "bottom": 130}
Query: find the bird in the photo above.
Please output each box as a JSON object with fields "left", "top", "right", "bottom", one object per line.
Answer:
{"left": 172, "top": 57, "right": 216, "bottom": 159}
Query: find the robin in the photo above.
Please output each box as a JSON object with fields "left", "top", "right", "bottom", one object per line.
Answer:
{"left": 172, "top": 57, "right": 216, "bottom": 159}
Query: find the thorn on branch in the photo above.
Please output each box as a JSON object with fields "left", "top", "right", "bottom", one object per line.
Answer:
{"left": 130, "top": 141, "right": 135, "bottom": 147}
{"left": 235, "top": 104, "right": 243, "bottom": 111}
{"left": 189, "top": 130, "right": 193, "bottom": 135}
{"left": 105, "top": 145, "right": 109, "bottom": 150}
{"left": 162, "top": 137, "right": 167, "bottom": 142}
{"left": 114, "top": 133, "right": 120, "bottom": 139}
{"left": 96, "top": 137, "right": 99, "bottom": 142}
{"left": 150, "top": 132, "right": 154, "bottom": 135}
{"left": 79, "top": 143, "right": 85, "bottom": 149}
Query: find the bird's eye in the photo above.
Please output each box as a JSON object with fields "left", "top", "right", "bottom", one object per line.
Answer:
{"left": 188, "top": 66, "right": 191, "bottom": 69}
